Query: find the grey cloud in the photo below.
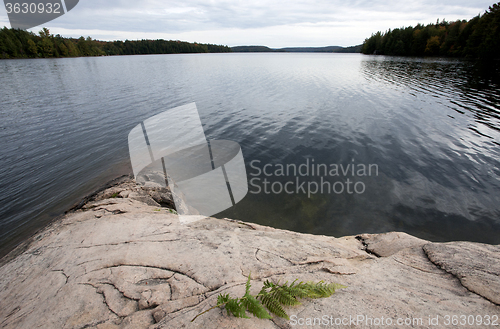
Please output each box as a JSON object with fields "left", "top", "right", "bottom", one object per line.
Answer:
{"left": 0, "top": 0, "right": 480, "bottom": 49}
{"left": 39, "top": 0, "right": 494, "bottom": 38}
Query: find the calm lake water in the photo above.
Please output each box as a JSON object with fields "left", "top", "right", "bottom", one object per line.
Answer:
{"left": 1, "top": 53, "right": 499, "bottom": 258}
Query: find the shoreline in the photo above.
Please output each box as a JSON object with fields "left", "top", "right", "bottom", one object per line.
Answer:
{"left": 0, "top": 156, "right": 134, "bottom": 261}
{"left": 0, "top": 174, "right": 135, "bottom": 267}
{"left": 0, "top": 177, "right": 498, "bottom": 328}
{"left": 3, "top": 172, "right": 500, "bottom": 267}
{"left": 3, "top": 172, "right": 498, "bottom": 267}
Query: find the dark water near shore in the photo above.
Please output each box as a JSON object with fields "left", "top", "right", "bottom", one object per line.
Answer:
{"left": 1, "top": 53, "right": 499, "bottom": 258}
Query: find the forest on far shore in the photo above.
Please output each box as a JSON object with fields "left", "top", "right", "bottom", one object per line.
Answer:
{"left": 362, "top": 2, "right": 500, "bottom": 59}
{"left": 0, "top": 27, "right": 232, "bottom": 59}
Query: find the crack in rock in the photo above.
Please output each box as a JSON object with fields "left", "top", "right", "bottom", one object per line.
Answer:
{"left": 100, "top": 264, "right": 208, "bottom": 289}
{"left": 423, "top": 243, "right": 500, "bottom": 306}
{"left": 255, "top": 248, "right": 293, "bottom": 267}
{"left": 52, "top": 269, "right": 69, "bottom": 284}
{"left": 79, "top": 282, "right": 122, "bottom": 318}
{"left": 355, "top": 235, "right": 381, "bottom": 257}
{"left": 95, "top": 283, "right": 138, "bottom": 317}
{"left": 77, "top": 319, "right": 106, "bottom": 329}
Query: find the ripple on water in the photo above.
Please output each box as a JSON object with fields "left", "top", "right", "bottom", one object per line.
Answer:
{"left": 0, "top": 54, "right": 499, "bottom": 258}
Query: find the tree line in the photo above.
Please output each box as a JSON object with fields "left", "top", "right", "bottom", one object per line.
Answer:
{"left": 362, "top": 2, "right": 499, "bottom": 59}
{"left": 0, "top": 27, "right": 232, "bottom": 59}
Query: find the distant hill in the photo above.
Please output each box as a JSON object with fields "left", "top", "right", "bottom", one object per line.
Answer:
{"left": 231, "top": 46, "right": 279, "bottom": 52}
{"left": 279, "top": 46, "right": 342, "bottom": 52}
{"left": 231, "top": 45, "right": 362, "bottom": 53}
{"left": 332, "top": 44, "right": 363, "bottom": 53}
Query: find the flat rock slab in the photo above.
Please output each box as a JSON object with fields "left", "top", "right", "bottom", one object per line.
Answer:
{"left": 357, "top": 232, "right": 428, "bottom": 257}
{"left": 424, "top": 242, "right": 500, "bottom": 305}
{"left": 0, "top": 197, "right": 499, "bottom": 328}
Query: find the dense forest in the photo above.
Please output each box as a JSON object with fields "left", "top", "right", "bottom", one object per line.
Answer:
{"left": 0, "top": 27, "right": 232, "bottom": 59}
{"left": 362, "top": 2, "right": 500, "bottom": 59}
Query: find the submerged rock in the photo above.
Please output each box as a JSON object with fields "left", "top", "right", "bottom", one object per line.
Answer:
{"left": 0, "top": 181, "right": 498, "bottom": 328}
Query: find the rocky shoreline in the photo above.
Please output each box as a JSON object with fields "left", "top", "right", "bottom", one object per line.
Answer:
{"left": 0, "top": 177, "right": 499, "bottom": 328}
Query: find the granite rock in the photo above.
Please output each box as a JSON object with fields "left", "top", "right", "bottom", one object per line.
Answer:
{"left": 0, "top": 182, "right": 498, "bottom": 329}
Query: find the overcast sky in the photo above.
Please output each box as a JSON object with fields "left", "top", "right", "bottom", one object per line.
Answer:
{"left": 0, "top": 0, "right": 493, "bottom": 47}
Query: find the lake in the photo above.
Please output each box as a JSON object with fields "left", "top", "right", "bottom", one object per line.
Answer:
{"left": 1, "top": 53, "right": 499, "bottom": 258}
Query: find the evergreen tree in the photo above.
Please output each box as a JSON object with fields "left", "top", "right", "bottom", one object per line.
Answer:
{"left": 362, "top": 2, "right": 500, "bottom": 59}
{"left": 27, "top": 39, "right": 37, "bottom": 57}
{"left": 0, "top": 26, "right": 232, "bottom": 59}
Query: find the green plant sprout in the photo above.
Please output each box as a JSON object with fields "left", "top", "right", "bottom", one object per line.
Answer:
{"left": 191, "top": 273, "right": 346, "bottom": 322}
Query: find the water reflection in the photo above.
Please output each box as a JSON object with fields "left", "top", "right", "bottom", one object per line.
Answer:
{"left": 222, "top": 55, "right": 500, "bottom": 244}
{"left": 361, "top": 56, "right": 500, "bottom": 141}
{"left": 1, "top": 54, "right": 499, "bottom": 259}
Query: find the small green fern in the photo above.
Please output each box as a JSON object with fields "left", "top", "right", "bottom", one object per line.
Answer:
{"left": 191, "top": 273, "right": 346, "bottom": 322}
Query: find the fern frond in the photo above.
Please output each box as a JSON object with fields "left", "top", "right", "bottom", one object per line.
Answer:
{"left": 225, "top": 298, "right": 249, "bottom": 318}
{"left": 242, "top": 294, "right": 271, "bottom": 319}
{"left": 271, "top": 289, "right": 301, "bottom": 306}
{"left": 260, "top": 294, "right": 289, "bottom": 319}
{"left": 217, "top": 293, "right": 230, "bottom": 305}
{"left": 332, "top": 283, "right": 348, "bottom": 290}
{"left": 258, "top": 284, "right": 268, "bottom": 296}
{"left": 315, "top": 281, "right": 344, "bottom": 298}
{"left": 192, "top": 274, "right": 346, "bottom": 322}
{"left": 263, "top": 279, "right": 276, "bottom": 289}
{"left": 245, "top": 273, "right": 252, "bottom": 295}
{"left": 259, "top": 281, "right": 301, "bottom": 306}
{"left": 286, "top": 280, "right": 310, "bottom": 298}
{"left": 287, "top": 281, "right": 346, "bottom": 299}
